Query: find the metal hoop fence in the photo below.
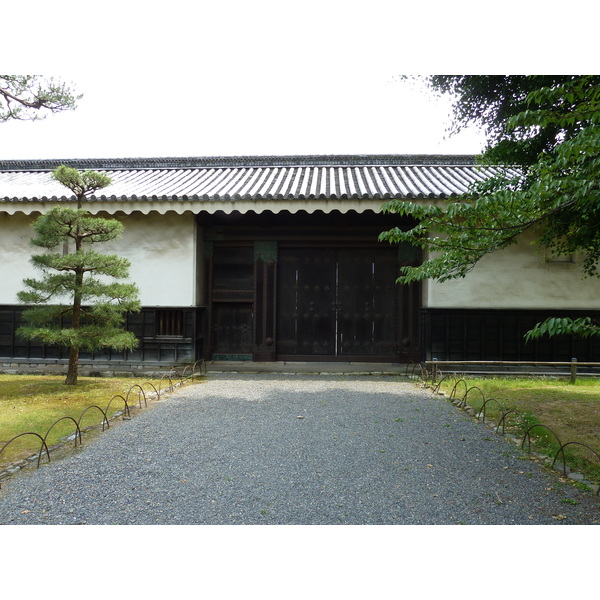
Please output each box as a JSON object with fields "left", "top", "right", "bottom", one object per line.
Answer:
{"left": 408, "top": 363, "right": 600, "bottom": 494}
{"left": 0, "top": 360, "right": 204, "bottom": 486}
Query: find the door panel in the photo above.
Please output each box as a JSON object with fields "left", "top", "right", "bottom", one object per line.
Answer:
{"left": 212, "top": 302, "right": 254, "bottom": 358}
{"left": 338, "top": 248, "right": 398, "bottom": 356}
{"left": 208, "top": 245, "right": 254, "bottom": 359}
{"left": 277, "top": 247, "right": 399, "bottom": 359}
{"left": 277, "top": 248, "right": 336, "bottom": 355}
{"left": 337, "top": 249, "right": 375, "bottom": 356}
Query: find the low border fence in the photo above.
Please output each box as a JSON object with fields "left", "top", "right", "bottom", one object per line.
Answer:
{"left": 0, "top": 360, "right": 206, "bottom": 487}
{"left": 425, "top": 359, "right": 600, "bottom": 383}
{"left": 404, "top": 361, "right": 600, "bottom": 495}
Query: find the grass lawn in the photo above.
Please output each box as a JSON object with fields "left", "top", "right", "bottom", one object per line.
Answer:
{"left": 0, "top": 374, "right": 184, "bottom": 469}
{"left": 434, "top": 375, "right": 600, "bottom": 483}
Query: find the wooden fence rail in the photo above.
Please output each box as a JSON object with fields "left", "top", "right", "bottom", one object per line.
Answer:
{"left": 425, "top": 359, "right": 600, "bottom": 383}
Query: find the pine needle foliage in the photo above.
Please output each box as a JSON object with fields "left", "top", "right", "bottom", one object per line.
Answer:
{"left": 0, "top": 75, "right": 81, "bottom": 123}
{"left": 17, "top": 167, "right": 141, "bottom": 385}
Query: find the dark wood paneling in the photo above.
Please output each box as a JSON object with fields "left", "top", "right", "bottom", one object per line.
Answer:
{"left": 421, "top": 309, "right": 600, "bottom": 362}
{"left": 0, "top": 306, "right": 199, "bottom": 364}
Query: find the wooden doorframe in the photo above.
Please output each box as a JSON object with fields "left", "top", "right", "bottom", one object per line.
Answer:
{"left": 200, "top": 211, "right": 422, "bottom": 362}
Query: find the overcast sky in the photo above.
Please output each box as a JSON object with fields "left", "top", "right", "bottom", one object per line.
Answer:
{"left": 0, "top": 72, "right": 488, "bottom": 160}
{"left": 4, "top": 1, "right": 594, "bottom": 162}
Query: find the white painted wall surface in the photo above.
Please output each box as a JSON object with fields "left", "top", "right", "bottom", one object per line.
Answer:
{"left": 102, "top": 213, "right": 198, "bottom": 306}
{"left": 0, "top": 213, "right": 39, "bottom": 304}
{"left": 424, "top": 229, "right": 600, "bottom": 309}
{"left": 0, "top": 212, "right": 198, "bottom": 306}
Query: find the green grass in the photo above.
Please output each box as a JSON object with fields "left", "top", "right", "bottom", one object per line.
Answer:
{"left": 0, "top": 374, "right": 184, "bottom": 468}
{"left": 435, "top": 376, "right": 600, "bottom": 483}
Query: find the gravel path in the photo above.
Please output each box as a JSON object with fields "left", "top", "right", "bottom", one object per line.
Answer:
{"left": 1, "top": 374, "right": 599, "bottom": 525}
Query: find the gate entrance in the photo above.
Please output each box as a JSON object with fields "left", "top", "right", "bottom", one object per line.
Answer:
{"left": 276, "top": 247, "right": 399, "bottom": 359}
{"left": 204, "top": 222, "right": 421, "bottom": 363}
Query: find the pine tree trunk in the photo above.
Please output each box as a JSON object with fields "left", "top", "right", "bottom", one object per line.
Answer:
{"left": 65, "top": 346, "right": 79, "bottom": 385}
{"left": 66, "top": 261, "right": 84, "bottom": 386}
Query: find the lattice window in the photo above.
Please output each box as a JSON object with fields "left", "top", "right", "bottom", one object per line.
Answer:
{"left": 156, "top": 309, "right": 184, "bottom": 337}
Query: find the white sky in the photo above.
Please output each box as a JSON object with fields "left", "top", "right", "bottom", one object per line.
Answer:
{"left": 3, "top": 1, "right": 595, "bottom": 162}
{"left": 0, "top": 73, "right": 487, "bottom": 159}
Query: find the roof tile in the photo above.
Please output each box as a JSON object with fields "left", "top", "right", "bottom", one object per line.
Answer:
{"left": 0, "top": 155, "right": 514, "bottom": 204}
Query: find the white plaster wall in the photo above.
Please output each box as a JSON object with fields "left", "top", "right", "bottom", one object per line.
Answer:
{"left": 101, "top": 212, "right": 198, "bottom": 306}
{"left": 0, "top": 212, "right": 198, "bottom": 307}
{"left": 424, "top": 229, "right": 600, "bottom": 309}
{"left": 0, "top": 213, "right": 39, "bottom": 304}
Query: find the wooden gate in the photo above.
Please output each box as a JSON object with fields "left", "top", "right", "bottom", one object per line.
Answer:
{"left": 276, "top": 246, "right": 401, "bottom": 360}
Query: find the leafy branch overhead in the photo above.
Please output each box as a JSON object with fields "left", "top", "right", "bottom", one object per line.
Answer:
{"left": 381, "top": 76, "right": 600, "bottom": 280}
{"left": 0, "top": 75, "right": 81, "bottom": 123}
{"left": 380, "top": 75, "right": 600, "bottom": 339}
{"left": 524, "top": 317, "right": 600, "bottom": 342}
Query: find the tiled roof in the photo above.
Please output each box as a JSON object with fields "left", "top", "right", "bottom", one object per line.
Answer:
{"left": 0, "top": 155, "right": 505, "bottom": 205}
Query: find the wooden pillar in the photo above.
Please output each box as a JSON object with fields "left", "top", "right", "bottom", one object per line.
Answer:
{"left": 254, "top": 241, "right": 277, "bottom": 361}
{"left": 203, "top": 241, "right": 214, "bottom": 361}
{"left": 397, "top": 242, "right": 422, "bottom": 362}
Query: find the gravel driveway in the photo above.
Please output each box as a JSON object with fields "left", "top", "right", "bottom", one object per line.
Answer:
{"left": 1, "top": 373, "right": 599, "bottom": 525}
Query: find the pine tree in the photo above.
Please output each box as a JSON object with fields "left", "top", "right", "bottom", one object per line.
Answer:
{"left": 0, "top": 75, "right": 80, "bottom": 123}
{"left": 17, "top": 166, "right": 141, "bottom": 385}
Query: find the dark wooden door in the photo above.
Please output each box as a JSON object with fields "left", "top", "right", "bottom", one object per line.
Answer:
{"left": 277, "top": 248, "right": 337, "bottom": 356}
{"left": 208, "top": 245, "right": 255, "bottom": 360}
{"left": 277, "top": 247, "right": 400, "bottom": 359}
{"left": 337, "top": 248, "right": 398, "bottom": 357}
